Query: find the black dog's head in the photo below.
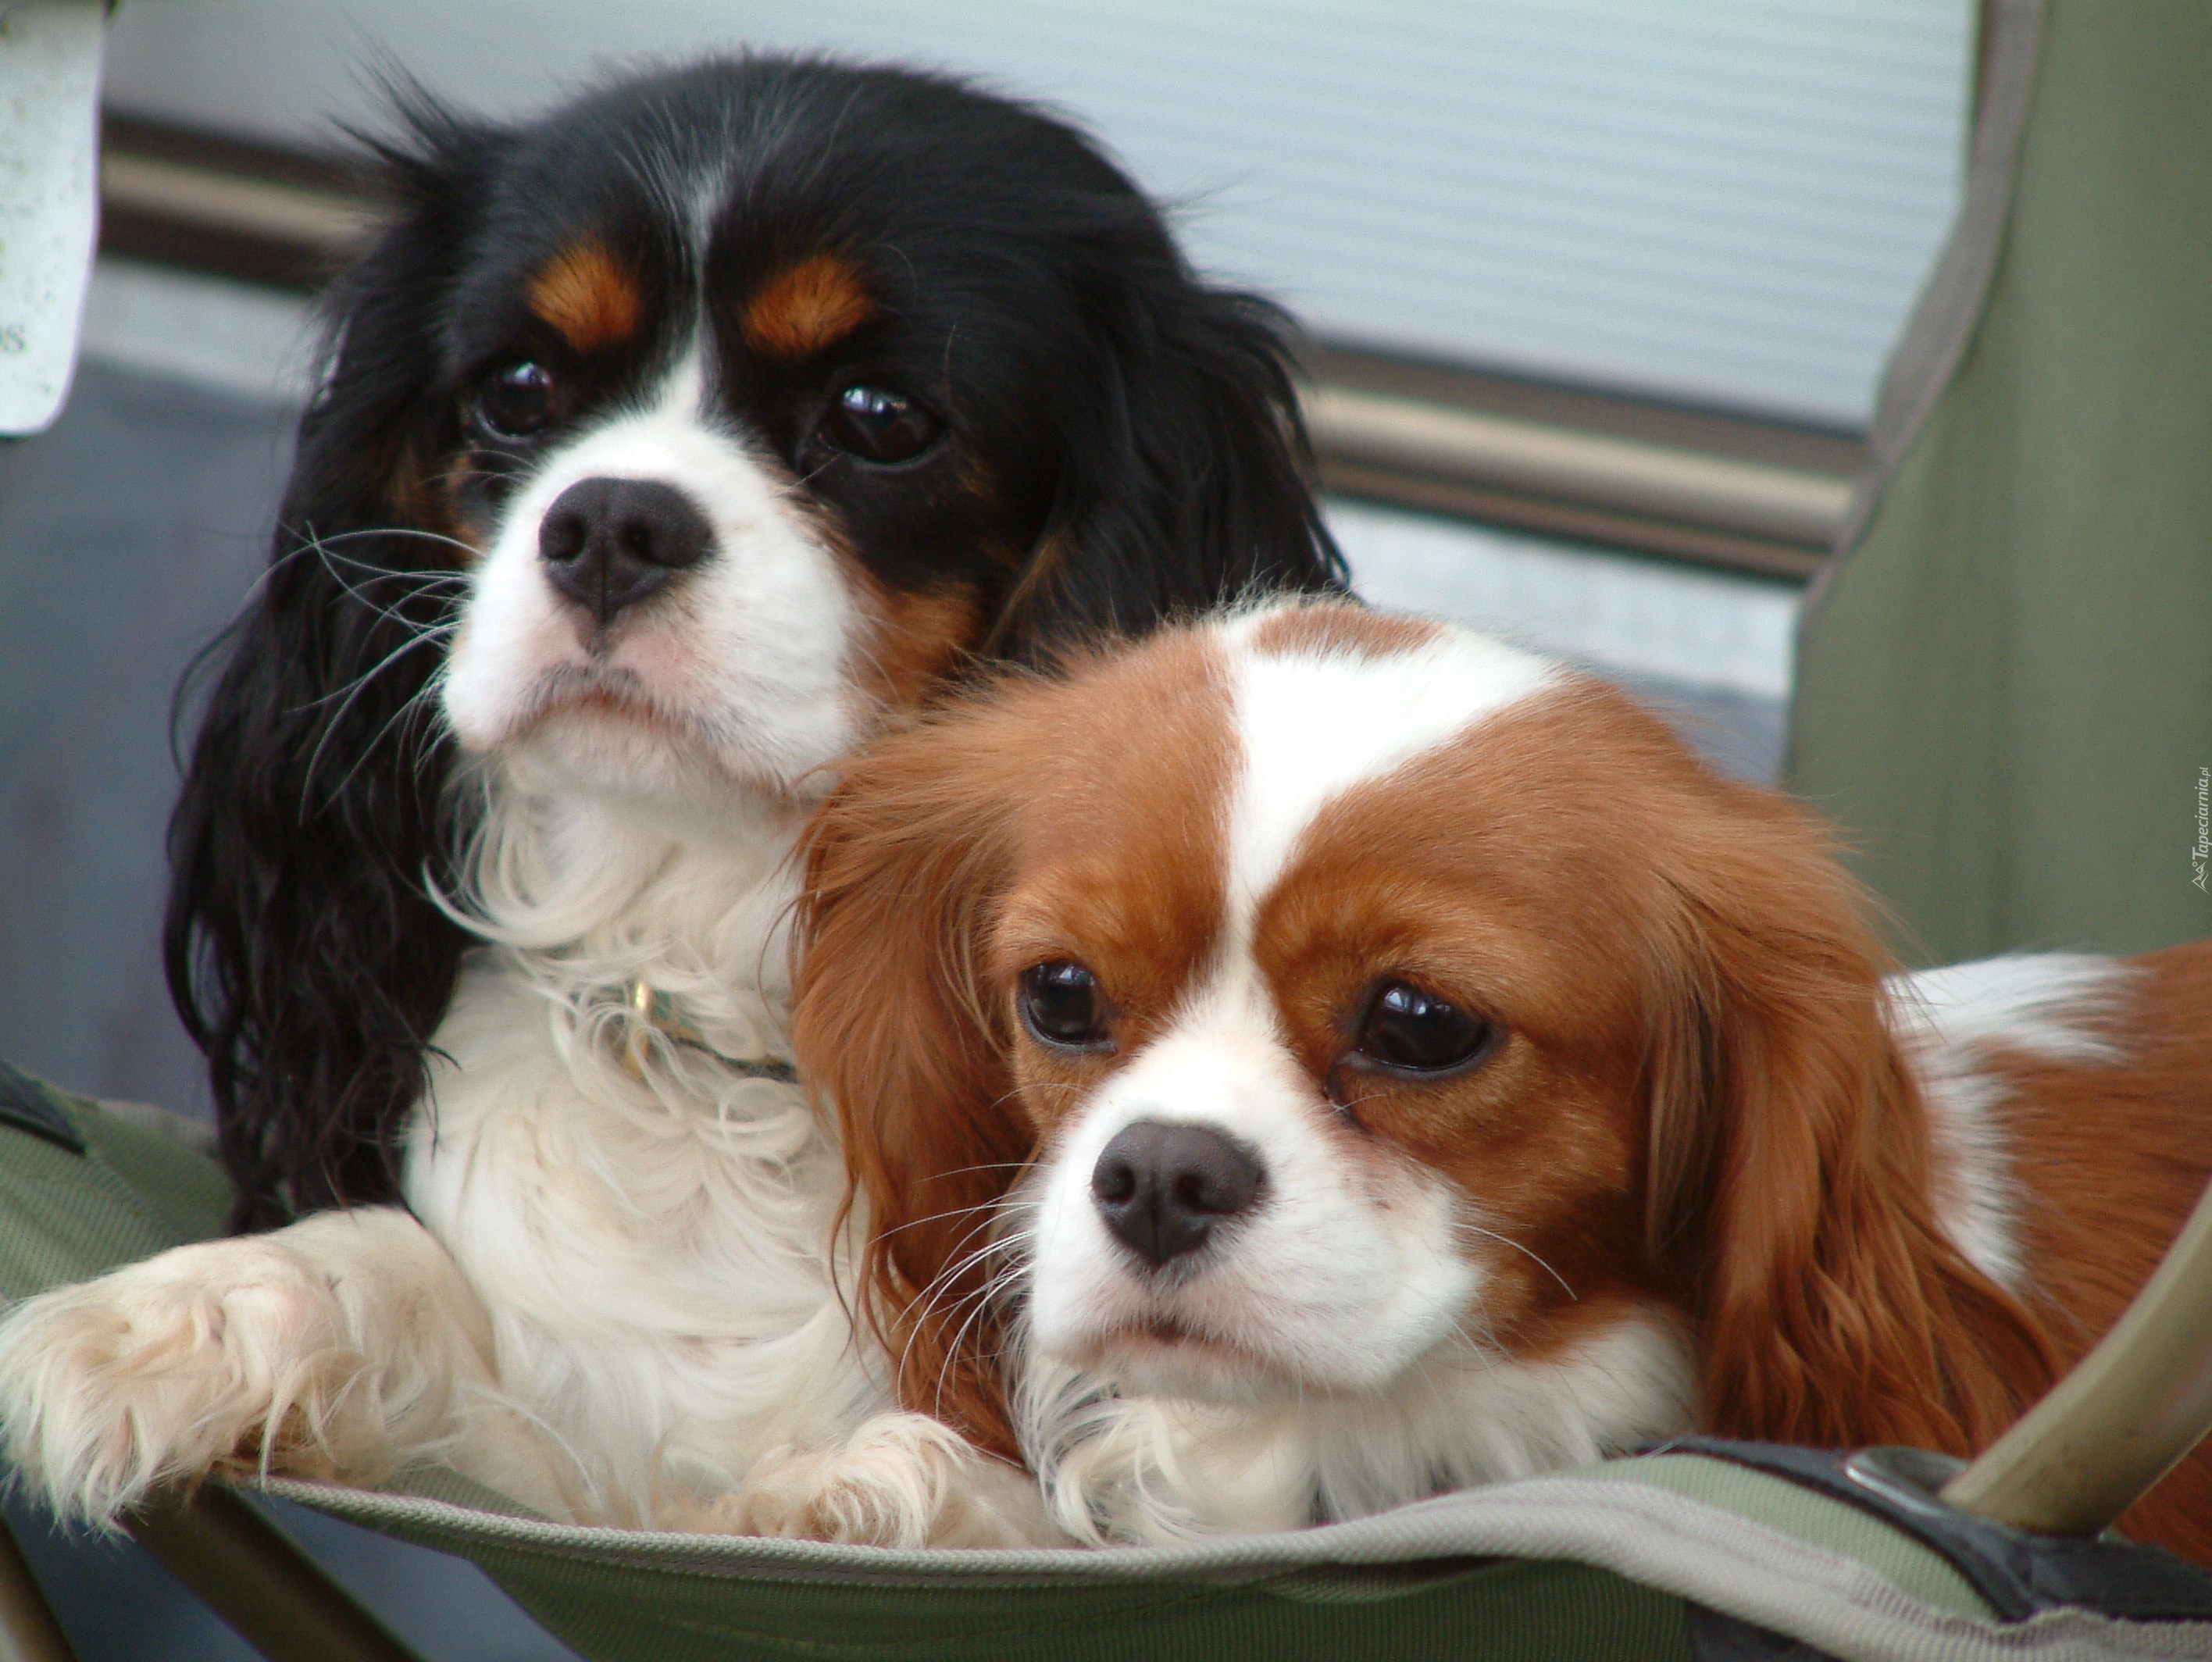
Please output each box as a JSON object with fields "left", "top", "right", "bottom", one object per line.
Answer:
{"left": 168, "top": 56, "right": 1345, "bottom": 1228}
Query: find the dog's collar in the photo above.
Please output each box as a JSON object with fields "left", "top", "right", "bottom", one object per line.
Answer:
{"left": 619, "top": 978, "right": 799, "bottom": 1085}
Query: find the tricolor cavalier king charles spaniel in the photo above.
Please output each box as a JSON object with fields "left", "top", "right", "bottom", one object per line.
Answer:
{"left": 0, "top": 59, "right": 1341, "bottom": 1543}
{"left": 796, "top": 599, "right": 2212, "bottom": 1559}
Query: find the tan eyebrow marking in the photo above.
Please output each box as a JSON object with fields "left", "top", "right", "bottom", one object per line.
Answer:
{"left": 742, "top": 252, "right": 876, "bottom": 358}
{"left": 526, "top": 238, "right": 641, "bottom": 353}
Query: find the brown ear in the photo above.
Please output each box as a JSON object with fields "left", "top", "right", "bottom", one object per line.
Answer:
{"left": 792, "top": 706, "right": 1035, "bottom": 1461}
{"left": 1643, "top": 779, "right": 2060, "bottom": 1455}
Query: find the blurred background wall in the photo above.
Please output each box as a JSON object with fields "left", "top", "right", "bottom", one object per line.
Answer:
{"left": 98, "top": 0, "right": 1971, "bottom": 426}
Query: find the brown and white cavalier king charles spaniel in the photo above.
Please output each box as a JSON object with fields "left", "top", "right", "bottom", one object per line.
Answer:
{"left": 0, "top": 59, "right": 1341, "bottom": 1546}
{"left": 796, "top": 598, "right": 2212, "bottom": 1559}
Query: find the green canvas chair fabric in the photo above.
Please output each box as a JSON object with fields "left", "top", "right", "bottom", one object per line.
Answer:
{"left": 1788, "top": 0, "right": 2212, "bottom": 965}
{"left": 4, "top": 1075, "right": 2210, "bottom": 1660}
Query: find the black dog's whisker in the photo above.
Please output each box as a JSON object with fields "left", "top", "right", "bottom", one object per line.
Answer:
{"left": 294, "top": 626, "right": 456, "bottom": 811}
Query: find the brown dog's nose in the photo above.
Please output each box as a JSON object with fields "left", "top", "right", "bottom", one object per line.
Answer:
{"left": 1091, "top": 1120, "right": 1265, "bottom": 1267}
{"left": 539, "top": 476, "right": 713, "bottom": 623}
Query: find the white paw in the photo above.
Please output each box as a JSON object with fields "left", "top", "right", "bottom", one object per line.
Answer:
{"left": 700, "top": 1414, "right": 1056, "bottom": 1548}
{"left": 0, "top": 1211, "right": 461, "bottom": 1526}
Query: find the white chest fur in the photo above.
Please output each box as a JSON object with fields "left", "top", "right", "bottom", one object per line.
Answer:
{"left": 401, "top": 774, "right": 887, "bottom": 1521}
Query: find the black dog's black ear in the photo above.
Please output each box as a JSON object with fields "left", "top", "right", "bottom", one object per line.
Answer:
{"left": 165, "top": 102, "right": 500, "bottom": 1231}
{"left": 986, "top": 259, "right": 1348, "bottom": 657}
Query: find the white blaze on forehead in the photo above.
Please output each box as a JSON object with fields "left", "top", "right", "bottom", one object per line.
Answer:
{"left": 656, "top": 347, "right": 706, "bottom": 421}
{"left": 1217, "top": 612, "right": 1559, "bottom": 938}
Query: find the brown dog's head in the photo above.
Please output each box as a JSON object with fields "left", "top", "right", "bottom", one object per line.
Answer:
{"left": 797, "top": 600, "right": 2057, "bottom": 1466}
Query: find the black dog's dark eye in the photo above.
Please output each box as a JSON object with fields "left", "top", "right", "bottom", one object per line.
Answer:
{"left": 1019, "top": 961, "right": 1111, "bottom": 1050}
{"left": 475, "top": 362, "right": 562, "bottom": 439}
{"left": 1354, "top": 981, "right": 1496, "bottom": 1075}
{"left": 819, "top": 384, "right": 939, "bottom": 465}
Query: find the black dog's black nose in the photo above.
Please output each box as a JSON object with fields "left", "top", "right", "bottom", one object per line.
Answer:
{"left": 1091, "top": 1121, "right": 1265, "bottom": 1267}
{"left": 538, "top": 476, "right": 713, "bottom": 623}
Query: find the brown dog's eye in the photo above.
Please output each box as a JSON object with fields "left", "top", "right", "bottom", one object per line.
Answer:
{"left": 1019, "top": 961, "right": 1110, "bottom": 1050}
{"left": 1354, "top": 981, "right": 1496, "bottom": 1075}
{"left": 475, "top": 362, "right": 562, "bottom": 440}
{"left": 820, "top": 384, "right": 939, "bottom": 465}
